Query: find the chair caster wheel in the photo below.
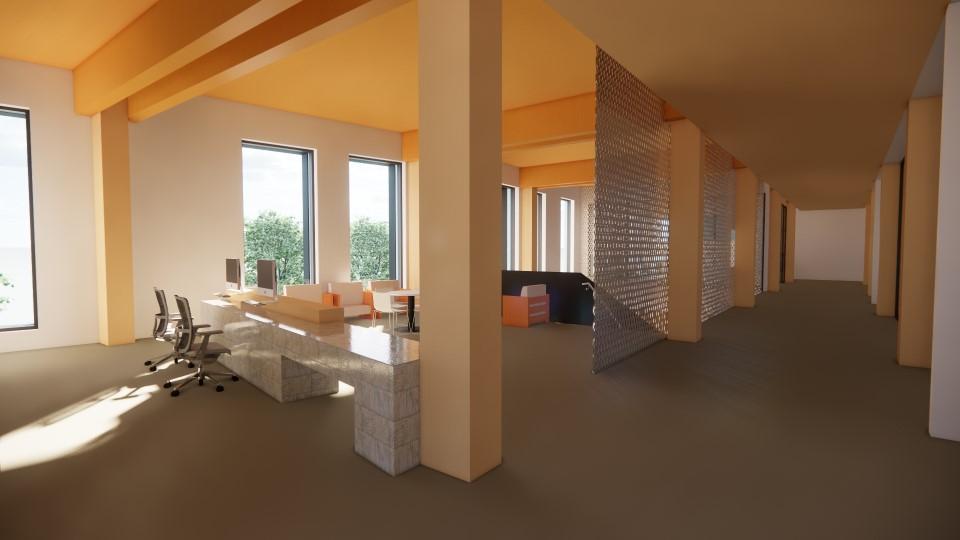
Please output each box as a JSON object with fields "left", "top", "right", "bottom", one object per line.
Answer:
{"left": 144, "top": 360, "right": 152, "bottom": 366}
{"left": 231, "top": 375, "right": 239, "bottom": 382}
{"left": 163, "top": 382, "right": 172, "bottom": 389}
{"left": 198, "top": 379, "right": 204, "bottom": 386}
{"left": 216, "top": 385, "right": 224, "bottom": 392}
{"left": 187, "top": 363, "right": 195, "bottom": 368}
{"left": 171, "top": 390, "right": 180, "bottom": 397}
{"left": 149, "top": 366, "right": 157, "bottom": 372}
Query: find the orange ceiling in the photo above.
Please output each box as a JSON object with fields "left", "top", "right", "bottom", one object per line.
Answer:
{"left": 207, "top": 0, "right": 596, "bottom": 132}
{"left": 0, "top": 0, "right": 158, "bottom": 69}
{"left": 545, "top": 0, "right": 947, "bottom": 209}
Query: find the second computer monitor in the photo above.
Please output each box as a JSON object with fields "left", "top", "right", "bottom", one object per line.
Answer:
{"left": 225, "top": 258, "right": 242, "bottom": 291}
{"left": 255, "top": 259, "right": 278, "bottom": 298}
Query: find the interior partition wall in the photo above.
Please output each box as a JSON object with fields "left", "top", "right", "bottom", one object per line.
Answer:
{"left": 701, "top": 140, "right": 735, "bottom": 321}
{"left": 592, "top": 48, "right": 671, "bottom": 373}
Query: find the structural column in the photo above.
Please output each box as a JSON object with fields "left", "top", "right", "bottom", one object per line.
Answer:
{"left": 784, "top": 202, "right": 796, "bottom": 283}
{"left": 863, "top": 191, "right": 874, "bottom": 289}
{"left": 519, "top": 186, "right": 537, "bottom": 270}
{"left": 898, "top": 96, "right": 942, "bottom": 368}
{"left": 92, "top": 101, "right": 134, "bottom": 346}
{"left": 876, "top": 164, "right": 900, "bottom": 316}
{"left": 667, "top": 119, "right": 704, "bottom": 342}
{"left": 418, "top": 0, "right": 502, "bottom": 481}
{"left": 767, "top": 190, "right": 784, "bottom": 292}
{"left": 733, "top": 168, "right": 759, "bottom": 307}
{"left": 930, "top": 2, "right": 960, "bottom": 441}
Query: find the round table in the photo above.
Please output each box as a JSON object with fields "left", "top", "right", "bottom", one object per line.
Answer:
{"left": 386, "top": 289, "right": 420, "bottom": 332}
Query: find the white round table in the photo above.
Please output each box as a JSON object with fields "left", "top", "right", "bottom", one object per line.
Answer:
{"left": 386, "top": 289, "right": 420, "bottom": 332}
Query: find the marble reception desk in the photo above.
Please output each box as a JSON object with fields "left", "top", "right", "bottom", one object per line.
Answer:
{"left": 201, "top": 300, "right": 420, "bottom": 476}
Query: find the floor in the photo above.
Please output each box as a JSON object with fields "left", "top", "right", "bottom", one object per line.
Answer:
{"left": 1, "top": 281, "right": 958, "bottom": 539}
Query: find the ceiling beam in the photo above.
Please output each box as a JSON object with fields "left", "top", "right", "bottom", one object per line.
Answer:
{"left": 519, "top": 159, "right": 594, "bottom": 189}
{"left": 128, "top": 0, "right": 404, "bottom": 122}
{"left": 402, "top": 92, "right": 596, "bottom": 162}
{"left": 74, "top": 0, "right": 301, "bottom": 116}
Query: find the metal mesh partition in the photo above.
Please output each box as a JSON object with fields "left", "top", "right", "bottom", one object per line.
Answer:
{"left": 701, "top": 139, "right": 735, "bottom": 321}
{"left": 754, "top": 190, "right": 764, "bottom": 295}
{"left": 592, "top": 49, "right": 671, "bottom": 373}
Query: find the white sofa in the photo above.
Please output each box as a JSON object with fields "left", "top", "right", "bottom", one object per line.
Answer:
{"left": 325, "top": 281, "right": 371, "bottom": 319}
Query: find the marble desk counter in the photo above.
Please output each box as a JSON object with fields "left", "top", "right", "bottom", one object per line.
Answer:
{"left": 201, "top": 299, "right": 420, "bottom": 476}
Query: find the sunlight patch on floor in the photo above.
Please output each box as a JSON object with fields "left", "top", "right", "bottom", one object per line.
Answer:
{"left": 0, "top": 384, "right": 159, "bottom": 472}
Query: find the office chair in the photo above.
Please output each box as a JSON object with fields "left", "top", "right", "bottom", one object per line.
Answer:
{"left": 163, "top": 295, "right": 240, "bottom": 397}
{"left": 144, "top": 288, "right": 191, "bottom": 372}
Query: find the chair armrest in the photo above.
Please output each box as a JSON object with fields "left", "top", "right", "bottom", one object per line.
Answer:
{"left": 322, "top": 292, "right": 341, "bottom": 307}
{"left": 197, "top": 329, "right": 223, "bottom": 336}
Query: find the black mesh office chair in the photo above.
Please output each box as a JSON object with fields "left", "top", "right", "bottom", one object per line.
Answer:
{"left": 163, "top": 295, "right": 240, "bottom": 397}
{"left": 144, "top": 288, "right": 191, "bottom": 372}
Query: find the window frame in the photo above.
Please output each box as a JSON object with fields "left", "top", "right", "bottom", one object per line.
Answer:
{"left": 560, "top": 197, "right": 575, "bottom": 272}
{"left": 501, "top": 184, "right": 519, "bottom": 270}
{"left": 536, "top": 191, "right": 547, "bottom": 271}
{"left": 240, "top": 140, "right": 316, "bottom": 284}
{"left": 0, "top": 106, "right": 38, "bottom": 332}
{"left": 348, "top": 155, "right": 404, "bottom": 282}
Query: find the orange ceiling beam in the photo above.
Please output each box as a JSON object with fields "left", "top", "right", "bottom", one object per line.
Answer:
{"left": 128, "top": 0, "right": 405, "bottom": 122}
{"left": 402, "top": 92, "right": 596, "bottom": 162}
{"left": 519, "top": 159, "right": 595, "bottom": 189}
{"left": 74, "top": 0, "right": 300, "bottom": 116}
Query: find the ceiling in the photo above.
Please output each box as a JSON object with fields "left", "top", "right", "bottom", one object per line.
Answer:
{"left": 0, "top": 0, "right": 158, "bottom": 69}
{"left": 206, "top": 0, "right": 597, "bottom": 132}
{"left": 546, "top": 0, "right": 948, "bottom": 209}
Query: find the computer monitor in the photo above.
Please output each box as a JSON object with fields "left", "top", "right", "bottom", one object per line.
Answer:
{"left": 225, "top": 258, "right": 242, "bottom": 291}
{"left": 255, "top": 259, "right": 278, "bottom": 298}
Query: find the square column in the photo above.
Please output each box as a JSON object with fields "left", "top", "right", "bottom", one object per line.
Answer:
{"left": 930, "top": 2, "right": 960, "bottom": 441}
{"left": 667, "top": 119, "right": 704, "bottom": 342}
{"left": 418, "top": 0, "right": 502, "bottom": 481}
{"left": 767, "top": 190, "right": 784, "bottom": 292}
{"left": 519, "top": 186, "right": 538, "bottom": 270}
{"left": 898, "top": 96, "right": 941, "bottom": 368}
{"left": 733, "top": 168, "right": 759, "bottom": 307}
{"left": 876, "top": 163, "right": 900, "bottom": 316}
{"left": 92, "top": 100, "right": 134, "bottom": 345}
{"left": 863, "top": 191, "right": 874, "bottom": 289}
{"left": 784, "top": 202, "right": 797, "bottom": 283}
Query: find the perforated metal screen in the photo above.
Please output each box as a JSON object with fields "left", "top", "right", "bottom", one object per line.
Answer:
{"left": 592, "top": 49, "right": 671, "bottom": 373}
{"left": 701, "top": 139, "right": 735, "bottom": 321}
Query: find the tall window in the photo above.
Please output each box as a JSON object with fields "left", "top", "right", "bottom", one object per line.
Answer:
{"left": 560, "top": 198, "right": 574, "bottom": 272}
{"left": 241, "top": 141, "right": 315, "bottom": 287}
{"left": 349, "top": 157, "right": 402, "bottom": 281}
{"left": 0, "top": 107, "right": 37, "bottom": 331}
{"left": 537, "top": 191, "right": 547, "bottom": 271}
{"left": 502, "top": 185, "right": 517, "bottom": 270}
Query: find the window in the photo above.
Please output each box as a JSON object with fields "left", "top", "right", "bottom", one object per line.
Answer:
{"left": 559, "top": 198, "right": 574, "bottom": 272}
{"left": 502, "top": 185, "right": 517, "bottom": 270}
{"left": 349, "top": 156, "right": 402, "bottom": 281}
{"left": 537, "top": 191, "right": 547, "bottom": 271}
{"left": 241, "top": 141, "right": 315, "bottom": 287}
{"left": 0, "top": 107, "right": 37, "bottom": 331}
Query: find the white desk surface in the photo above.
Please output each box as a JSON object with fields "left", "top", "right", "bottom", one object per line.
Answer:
{"left": 386, "top": 289, "right": 420, "bottom": 297}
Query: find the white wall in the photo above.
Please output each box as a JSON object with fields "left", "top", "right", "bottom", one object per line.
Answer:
{"left": 870, "top": 176, "right": 881, "bottom": 303}
{"left": 130, "top": 97, "right": 400, "bottom": 338}
{"left": 930, "top": 2, "right": 960, "bottom": 442}
{"left": 794, "top": 208, "right": 865, "bottom": 281}
{"left": 0, "top": 59, "right": 98, "bottom": 353}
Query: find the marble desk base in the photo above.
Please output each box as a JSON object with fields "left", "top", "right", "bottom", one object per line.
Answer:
{"left": 202, "top": 301, "right": 420, "bottom": 476}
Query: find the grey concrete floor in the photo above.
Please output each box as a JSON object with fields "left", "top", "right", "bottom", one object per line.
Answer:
{"left": 1, "top": 280, "right": 958, "bottom": 539}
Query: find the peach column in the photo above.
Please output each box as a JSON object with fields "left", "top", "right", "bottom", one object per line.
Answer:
{"left": 667, "top": 119, "right": 705, "bottom": 342}
{"left": 767, "top": 190, "right": 783, "bottom": 292}
{"left": 418, "top": 0, "right": 502, "bottom": 482}
{"left": 733, "top": 168, "right": 759, "bottom": 307}
{"left": 876, "top": 163, "right": 900, "bottom": 316}
{"left": 92, "top": 100, "right": 135, "bottom": 345}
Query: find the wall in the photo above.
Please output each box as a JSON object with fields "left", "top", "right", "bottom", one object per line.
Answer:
{"left": 130, "top": 97, "right": 400, "bottom": 338}
{"left": 0, "top": 59, "right": 98, "bottom": 353}
{"left": 794, "top": 208, "right": 865, "bottom": 281}
{"left": 870, "top": 176, "right": 881, "bottom": 303}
